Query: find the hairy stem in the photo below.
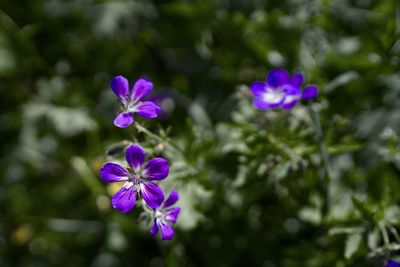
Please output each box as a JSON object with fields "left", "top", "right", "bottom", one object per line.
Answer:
{"left": 134, "top": 122, "right": 190, "bottom": 164}
{"left": 135, "top": 122, "right": 179, "bottom": 152}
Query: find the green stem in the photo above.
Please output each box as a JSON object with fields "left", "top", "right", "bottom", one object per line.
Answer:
{"left": 134, "top": 122, "right": 165, "bottom": 144}
{"left": 308, "top": 105, "right": 331, "bottom": 220}
{"left": 380, "top": 223, "right": 390, "bottom": 248}
{"left": 134, "top": 122, "right": 186, "bottom": 160}
{"left": 134, "top": 122, "right": 200, "bottom": 178}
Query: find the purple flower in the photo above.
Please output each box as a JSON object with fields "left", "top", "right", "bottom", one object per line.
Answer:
{"left": 110, "top": 76, "right": 161, "bottom": 128}
{"left": 249, "top": 69, "right": 318, "bottom": 110}
{"left": 150, "top": 190, "right": 181, "bottom": 240}
{"left": 385, "top": 260, "right": 400, "bottom": 267}
{"left": 100, "top": 145, "right": 169, "bottom": 212}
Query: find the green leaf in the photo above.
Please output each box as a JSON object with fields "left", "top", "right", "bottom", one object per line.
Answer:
{"left": 367, "top": 228, "right": 380, "bottom": 250}
{"left": 325, "top": 71, "right": 359, "bottom": 93}
{"left": 298, "top": 207, "right": 321, "bottom": 225}
{"left": 329, "top": 226, "right": 363, "bottom": 236}
{"left": 70, "top": 156, "right": 104, "bottom": 197}
{"left": 345, "top": 234, "right": 362, "bottom": 259}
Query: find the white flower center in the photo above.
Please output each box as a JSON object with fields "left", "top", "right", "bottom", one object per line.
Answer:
{"left": 262, "top": 87, "right": 285, "bottom": 104}
{"left": 155, "top": 210, "right": 164, "bottom": 219}
{"left": 124, "top": 101, "right": 140, "bottom": 113}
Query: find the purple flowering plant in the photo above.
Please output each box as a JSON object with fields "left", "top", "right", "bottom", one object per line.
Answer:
{"left": 99, "top": 70, "right": 322, "bottom": 243}
{"left": 98, "top": 69, "right": 400, "bottom": 263}
{"left": 99, "top": 75, "right": 181, "bottom": 240}
{"left": 249, "top": 69, "right": 318, "bottom": 110}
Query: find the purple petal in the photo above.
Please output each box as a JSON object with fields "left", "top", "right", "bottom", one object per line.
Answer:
{"left": 100, "top": 163, "right": 129, "bottom": 183}
{"left": 150, "top": 220, "right": 159, "bottom": 237}
{"left": 282, "top": 99, "right": 299, "bottom": 110}
{"left": 249, "top": 81, "right": 266, "bottom": 97}
{"left": 125, "top": 145, "right": 145, "bottom": 171}
{"left": 164, "top": 207, "right": 181, "bottom": 224}
{"left": 111, "top": 185, "right": 136, "bottom": 213}
{"left": 302, "top": 85, "right": 318, "bottom": 100}
{"left": 283, "top": 84, "right": 301, "bottom": 95}
{"left": 282, "top": 86, "right": 301, "bottom": 109}
{"left": 134, "top": 101, "right": 161, "bottom": 119}
{"left": 385, "top": 260, "right": 400, "bottom": 267}
{"left": 140, "top": 182, "right": 164, "bottom": 209}
{"left": 144, "top": 158, "right": 169, "bottom": 180}
{"left": 110, "top": 76, "right": 129, "bottom": 100}
{"left": 131, "top": 78, "right": 153, "bottom": 102}
{"left": 159, "top": 221, "right": 175, "bottom": 240}
{"left": 114, "top": 113, "right": 134, "bottom": 128}
{"left": 266, "top": 69, "right": 289, "bottom": 88}
{"left": 163, "top": 190, "right": 179, "bottom": 208}
{"left": 289, "top": 73, "right": 304, "bottom": 88}
{"left": 252, "top": 98, "right": 275, "bottom": 110}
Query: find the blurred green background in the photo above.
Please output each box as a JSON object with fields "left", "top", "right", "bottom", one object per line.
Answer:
{"left": 1, "top": 0, "right": 400, "bottom": 266}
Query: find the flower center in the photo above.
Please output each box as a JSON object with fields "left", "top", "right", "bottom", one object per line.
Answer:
{"left": 124, "top": 96, "right": 144, "bottom": 113}
{"left": 155, "top": 210, "right": 163, "bottom": 219}
{"left": 125, "top": 172, "right": 143, "bottom": 191}
{"left": 262, "top": 87, "right": 285, "bottom": 104}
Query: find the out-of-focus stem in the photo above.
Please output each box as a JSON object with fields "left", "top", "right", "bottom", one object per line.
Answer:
{"left": 308, "top": 104, "right": 331, "bottom": 221}
{"left": 380, "top": 223, "right": 390, "bottom": 247}
{"left": 134, "top": 122, "right": 200, "bottom": 178}
{"left": 135, "top": 122, "right": 164, "bottom": 142}
{"left": 135, "top": 122, "right": 178, "bottom": 152}
{"left": 134, "top": 122, "right": 188, "bottom": 162}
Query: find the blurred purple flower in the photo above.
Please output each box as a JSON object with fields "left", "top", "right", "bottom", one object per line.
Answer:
{"left": 100, "top": 145, "right": 169, "bottom": 212}
{"left": 147, "top": 90, "right": 175, "bottom": 119}
{"left": 249, "top": 69, "right": 318, "bottom": 110}
{"left": 385, "top": 260, "right": 400, "bottom": 267}
{"left": 110, "top": 76, "right": 161, "bottom": 128}
{"left": 150, "top": 190, "right": 181, "bottom": 240}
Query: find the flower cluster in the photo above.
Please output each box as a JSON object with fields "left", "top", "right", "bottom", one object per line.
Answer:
{"left": 249, "top": 69, "right": 318, "bottom": 110}
{"left": 99, "top": 70, "right": 316, "bottom": 240}
{"left": 100, "top": 76, "right": 180, "bottom": 240}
